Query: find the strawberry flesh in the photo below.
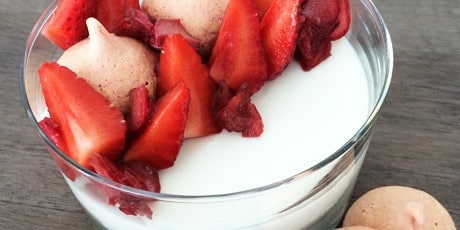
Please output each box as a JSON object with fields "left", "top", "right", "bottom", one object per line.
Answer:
{"left": 153, "top": 19, "right": 200, "bottom": 50}
{"left": 38, "top": 62, "right": 127, "bottom": 168}
{"left": 217, "top": 84, "right": 264, "bottom": 137}
{"left": 260, "top": 0, "right": 304, "bottom": 79}
{"left": 42, "top": 0, "right": 97, "bottom": 50}
{"left": 123, "top": 81, "right": 190, "bottom": 170}
{"left": 158, "top": 34, "right": 222, "bottom": 138}
{"left": 209, "top": 0, "right": 268, "bottom": 94}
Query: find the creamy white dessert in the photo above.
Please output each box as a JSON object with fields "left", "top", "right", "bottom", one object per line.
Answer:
{"left": 65, "top": 38, "right": 371, "bottom": 229}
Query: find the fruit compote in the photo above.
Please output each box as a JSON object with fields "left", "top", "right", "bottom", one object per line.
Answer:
{"left": 22, "top": 0, "right": 393, "bottom": 228}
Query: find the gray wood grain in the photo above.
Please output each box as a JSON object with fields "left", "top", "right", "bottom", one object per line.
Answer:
{"left": 1, "top": 0, "right": 458, "bottom": 229}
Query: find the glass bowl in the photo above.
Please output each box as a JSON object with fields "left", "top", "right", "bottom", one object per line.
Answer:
{"left": 20, "top": 0, "right": 392, "bottom": 229}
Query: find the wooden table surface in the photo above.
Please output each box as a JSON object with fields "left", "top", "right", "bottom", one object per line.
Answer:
{"left": 1, "top": 0, "right": 458, "bottom": 229}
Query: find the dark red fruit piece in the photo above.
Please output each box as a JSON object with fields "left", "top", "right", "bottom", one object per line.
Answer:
{"left": 295, "top": 0, "right": 340, "bottom": 71}
{"left": 89, "top": 154, "right": 160, "bottom": 219}
{"left": 328, "top": 0, "right": 351, "bottom": 40}
{"left": 217, "top": 84, "right": 264, "bottom": 137}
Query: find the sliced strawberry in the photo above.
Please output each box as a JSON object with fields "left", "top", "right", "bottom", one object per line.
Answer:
{"left": 295, "top": 0, "right": 340, "bottom": 71}
{"left": 42, "top": 0, "right": 97, "bottom": 50}
{"left": 127, "top": 85, "right": 152, "bottom": 133}
{"left": 38, "top": 62, "right": 126, "bottom": 168}
{"left": 96, "top": 0, "right": 156, "bottom": 48}
{"left": 217, "top": 84, "right": 264, "bottom": 137}
{"left": 89, "top": 154, "right": 160, "bottom": 218}
{"left": 253, "top": 0, "right": 275, "bottom": 18}
{"left": 123, "top": 81, "right": 190, "bottom": 170}
{"left": 158, "top": 34, "right": 222, "bottom": 138}
{"left": 260, "top": 0, "right": 303, "bottom": 79}
{"left": 328, "top": 0, "right": 351, "bottom": 40}
{"left": 209, "top": 0, "right": 268, "bottom": 94}
{"left": 153, "top": 19, "right": 200, "bottom": 50}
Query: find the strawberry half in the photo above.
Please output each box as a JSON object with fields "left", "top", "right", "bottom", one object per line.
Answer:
{"left": 38, "top": 62, "right": 127, "bottom": 168}
{"left": 123, "top": 81, "right": 190, "bottom": 170}
{"left": 42, "top": 0, "right": 97, "bottom": 50}
{"left": 260, "top": 0, "right": 303, "bottom": 80}
{"left": 158, "top": 34, "right": 222, "bottom": 138}
{"left": 209, "top": 0, "right": 268, "bottom": 94}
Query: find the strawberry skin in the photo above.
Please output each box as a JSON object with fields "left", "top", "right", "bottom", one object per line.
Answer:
{"left": 123, "top": 81, "right": 190, "bottom": 170}
{"left": 42, "top": 0, "right": 97, "bottom": 50}
{"left": 38, "top": 62, "right": 127, "bottom": 168}
{"left": 260, "top": 0, "right": 303, "bottom": 80}
{"left": 209, "top": 0, "right": 268, "bottom": 94}
{"left": 158, "top": 34, "right": 222, "bottom": 138}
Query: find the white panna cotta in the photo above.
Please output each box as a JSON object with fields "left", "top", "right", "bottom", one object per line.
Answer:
{"left": 66, "top": 38, "right": 371, "bottom": 229}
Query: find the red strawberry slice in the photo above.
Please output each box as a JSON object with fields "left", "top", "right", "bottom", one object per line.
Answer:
{"left": 127, "top": 85, "right": 152, "bottom": 133}
{"left": 260, "top": 0, "right": 303, "bottom": 79}
{"left": 38, "top": 62, "right": 127, "bottom": 168}
{"left": 209, "top": 0, "right": 268, "bottom": 94}
{"left": 153, "top": 19, "right": 200, "bottom": 50}
{"left": 158, "top": 34, "right": 222, "bottom": 138}
{"left": 42, "top": 0, "right": 97, "bottom": 50}
{"left": 253, "top": 0, "right": 275, "bottom": 17}
{"left": 217, "top": 84, "right": 264, "bottom": 137}
{"left": 328, "top": 0, "right": 351, "bottom": 40}
{"left": 96, "top": 0, "right": 156, "bottom": 48}
{"left": 123, "top": 81, "right": 190, "bottom": 170}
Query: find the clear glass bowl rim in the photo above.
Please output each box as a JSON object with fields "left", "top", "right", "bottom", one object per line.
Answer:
{"left": 20, "top": 0, "right": 393, "bottom": 203}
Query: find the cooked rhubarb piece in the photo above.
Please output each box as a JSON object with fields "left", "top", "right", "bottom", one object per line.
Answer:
{"left": 217, "top": 84, "right": 264, "bottom": 137}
